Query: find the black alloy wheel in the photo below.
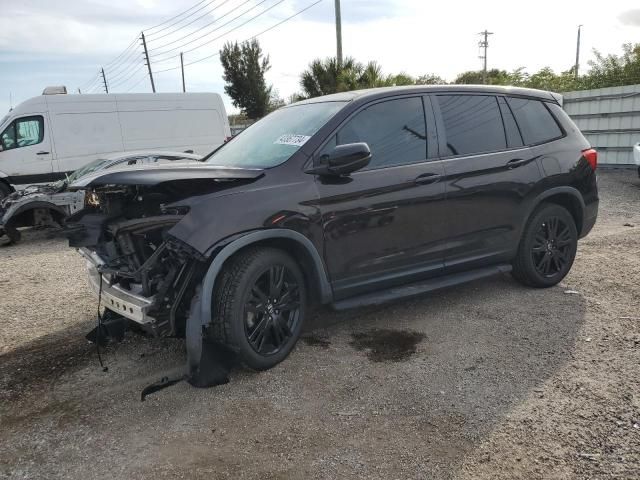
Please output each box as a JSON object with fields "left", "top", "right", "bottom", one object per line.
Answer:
{"left": 212, "top": 247, "right": 307, "bottom": 370}
{"left": 531, "top": 216, "right": 574, "bottom": 278}
{"left": 244, "top": 264, "right": 301, "bottom": 356}
{"left": 512, "top": 203, "right": 578, "bottom": 288}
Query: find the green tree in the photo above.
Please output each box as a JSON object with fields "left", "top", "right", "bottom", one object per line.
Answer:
{"left": 300, "top": 57, "right": 364, "bottom": 97}
{"left": 585, "top": 43, "right": 640, "bottom": 89}
{"left": 300, "top": 58, "right": 419, "bottom": 97}
{"left": 414, "top": 74, "right": 447, "bottom": 85}
{"left": 220, "top": 39, "right": 272, "bottom": 119}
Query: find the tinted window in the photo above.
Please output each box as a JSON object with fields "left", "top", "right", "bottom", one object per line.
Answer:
{"left": 498, "top": 97, "right": 523, "bottom": 148}
{"left": 0, "top": 116, "right": 44, "bottom": 150}
{"left": 438, "top": 95, "right": 506, "bottom": 156}
{"left": 334, "top": 97, "right": 427, "bottom": 169}
{"left": 506, "top": 97, "right": 562, "bottom": 145}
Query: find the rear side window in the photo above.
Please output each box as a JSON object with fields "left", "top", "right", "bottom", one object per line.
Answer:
{"left": 506, "top": 97, "right": 562, "bottom": 145}
{"left": 437, "top": 95, "right": 505, "bottom": 156}
{"left": 498, "top": 97, "right": 523, "bottom": 148}
{"left": 333, "top": 97, "right": 427, "bottom": 169}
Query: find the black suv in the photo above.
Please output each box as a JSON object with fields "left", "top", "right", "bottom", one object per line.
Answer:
{"left": 67, "top": 85, "right": 598, "bottom": 383}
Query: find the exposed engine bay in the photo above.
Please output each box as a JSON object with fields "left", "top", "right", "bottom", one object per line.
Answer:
{"left": 67, "top": 183, "right": 208, "bottom": 338}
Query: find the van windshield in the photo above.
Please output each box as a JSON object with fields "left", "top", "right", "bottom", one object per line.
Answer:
{"left": 204, "top": 101, "right": 346, "bottom": 168}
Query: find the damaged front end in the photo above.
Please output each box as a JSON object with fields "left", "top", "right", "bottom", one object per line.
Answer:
{"left": 68, "top": 186, "right": 206, "bottom": 338}
{"left": 65, "top": 165, "right": 265, "bottom": 391}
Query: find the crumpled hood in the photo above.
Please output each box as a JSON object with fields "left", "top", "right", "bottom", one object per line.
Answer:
{"left": 69, "top": 162, "right": 265, "bottom": 188}
{"left": 1, "top": 184, "right": 60, "bottom": 208}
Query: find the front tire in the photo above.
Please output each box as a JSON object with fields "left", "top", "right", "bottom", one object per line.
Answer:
{"left": 211, "top": 247, "right": 306, "bottom": 370}
{"left": 512, "top": 204, "right": 578, "bottom": 288}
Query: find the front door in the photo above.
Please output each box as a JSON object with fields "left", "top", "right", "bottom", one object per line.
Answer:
{"left": 0, "top": 114, "right": 54, "bottom": 186}
{"left": 314, "top": 96, "right": 448, "bottom": 299}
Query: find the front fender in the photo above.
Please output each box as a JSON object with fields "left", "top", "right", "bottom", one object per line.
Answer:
{"left": 197, "top": 229, "right": 333, "bottom": 327}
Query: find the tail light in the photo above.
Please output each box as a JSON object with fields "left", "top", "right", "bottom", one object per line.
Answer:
{"left": 582, "top": 148, "right": 597, "bottom": 170}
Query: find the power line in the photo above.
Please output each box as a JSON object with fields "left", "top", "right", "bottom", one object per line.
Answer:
{"left": 103, "top": 35, "right": 141, "bottom": 68}
{"left": 125, "top": 73, "right": 153, "bottom": 92}
{"left": 147, "top": 0, "right": 234, "bottom": 43}
{"left": 154, "top": 0, "right": 324, "bottom": 73}
{"left": 144, "top": 0, "right": 210, "bottom": 32}
{"left": 145, "top": 0, "right": 220, "bottom": 37}
{"left": 79, "top": 72, "right": 101, "bottom": 91}
{"left": 109, "top": 65, "right": 146, "bottom": 89}
{"left": 148, "top": 0, "right": 251, "bottom": 50}
{"left": 105, "top": 44, "right": 144, "bottom": 78}
{"left": 150, "top": 0, "right": 274, "bottom": 61}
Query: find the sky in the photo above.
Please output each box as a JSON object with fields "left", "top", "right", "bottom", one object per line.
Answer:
{"left": 1, "top": 0, "right": 639, "bottom": 116}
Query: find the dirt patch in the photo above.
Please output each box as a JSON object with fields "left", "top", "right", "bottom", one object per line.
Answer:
{"left": 0, "top": 170, "right": 639, "bottom": 480}
{"left": 301, "top": 334, "right": 331, "bottom": 348}
{"left": 349, "top": 329, "right": 425, "bottom": 362}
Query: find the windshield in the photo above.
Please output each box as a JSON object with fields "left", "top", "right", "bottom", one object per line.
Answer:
{"left": 205, "top": 101, "right": 347, "bottom": 168}
{"left": 52, "top": 157, "right": 113, "bottom": 188}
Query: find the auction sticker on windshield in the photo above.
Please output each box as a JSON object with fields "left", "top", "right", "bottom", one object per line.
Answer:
{"left": 274, "top": 134, "right": 311, "bottom": 146}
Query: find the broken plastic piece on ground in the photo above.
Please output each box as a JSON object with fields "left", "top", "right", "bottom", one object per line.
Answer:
{"left": 141, "top": 375, "right": 187, "bottom": 401}
{"left": 564, "top": 290, "right": 580, "bottom": 295}
{"left": 185, "top": 289, "right": 234, "bottom": 388}
{"left": 187, "top": 338, "right": 234, "bottom": 388}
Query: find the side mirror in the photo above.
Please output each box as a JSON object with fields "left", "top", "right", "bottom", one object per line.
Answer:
{"left": 306, "top": 142, "right": 372, "bottom": 176}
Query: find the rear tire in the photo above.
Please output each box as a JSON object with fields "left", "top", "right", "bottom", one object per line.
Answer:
{"left": 512, "top": 204, "right": 578, "bottom": 288}
{"left": 211, "top": 247, "right": 307, "bottom": 370}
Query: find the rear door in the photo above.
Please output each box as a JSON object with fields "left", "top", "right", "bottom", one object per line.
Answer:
{"left": 433, "top": 93, "right": 543, "bottom": 270}
{"left": 0, "top": 114, "right": 54, "bottom": 186}
{"left": 314, "top": 95, "right": 448, "bottom": 299}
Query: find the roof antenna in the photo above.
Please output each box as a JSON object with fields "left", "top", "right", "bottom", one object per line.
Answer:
{"left": 9, "top": 92, "right": 13, "bottom": 111}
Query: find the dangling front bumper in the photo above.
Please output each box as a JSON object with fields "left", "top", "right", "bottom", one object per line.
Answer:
{"left": 79, "top": 248, "right": 156, "bottom": 325}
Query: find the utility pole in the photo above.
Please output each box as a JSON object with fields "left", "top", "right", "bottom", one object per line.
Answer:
{"left": 180, "top": 52, "right": 186, "bottom": 92}
{"left": 478, "top": 30, "right": 493, "bottom": 84}
{"left": 100, "top": 67, "right": 109, "bottom": 93}
{"left": 574, "top": 25, "right": 582, "bottom": 79}
{"left": 334, "top": 0, "right": 343, "bottom": 66}
{"left": 78, "top": 88, "right": 82, "bottom": 94}
{"left": 141, "top": 31, "right": 156, "bottom": 93}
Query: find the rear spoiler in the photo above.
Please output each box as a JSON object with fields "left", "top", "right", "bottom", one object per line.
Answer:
{"left": 550, "top": 92, "right": 563, "bottom": 107}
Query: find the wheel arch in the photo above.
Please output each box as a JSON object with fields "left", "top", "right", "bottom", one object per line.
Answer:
{"left": 3, "top": 200, "right": 67, "bottom": 228}
{"left": 197, "top": 229, "right": 332, "bottom": 328}
{"left": 525, "top": 187, "right": 585, "bottom": 236}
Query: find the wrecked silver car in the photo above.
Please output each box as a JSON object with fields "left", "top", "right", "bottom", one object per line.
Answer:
{"left": 0, "top": 151, "right": 202, "bottom": 243}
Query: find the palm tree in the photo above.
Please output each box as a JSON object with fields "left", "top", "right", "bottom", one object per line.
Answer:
{"left": 300, "top": 57, "right": 364, "bottom": 98}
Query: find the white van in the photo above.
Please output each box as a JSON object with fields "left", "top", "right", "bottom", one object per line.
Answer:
{"left": 0, "top": 89, "right": 230, "bottom": 197}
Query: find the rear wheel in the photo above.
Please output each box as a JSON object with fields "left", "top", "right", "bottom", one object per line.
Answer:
{"left": 512, "top": 204, "right": 578, "bottom": 288}
{"left": 211, "top": 247, "right": 306, "bottom": 370}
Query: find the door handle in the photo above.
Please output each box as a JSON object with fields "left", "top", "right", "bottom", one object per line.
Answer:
{"left": 506, "top": 158, "right": 528, "bottom": 169}
{"left": 36, "top": 151, "right": 50, "bottom": 155}
{"left": 414, "top": 172, "right": 442, "bottom": 185}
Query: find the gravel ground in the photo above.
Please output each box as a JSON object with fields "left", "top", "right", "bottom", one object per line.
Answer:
{"left": 0, "top": 170, "right": 638, "bottom": 479}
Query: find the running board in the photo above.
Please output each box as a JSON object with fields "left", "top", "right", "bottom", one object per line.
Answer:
{"left": 332, "top": 264, "right": 512, "bottom": 310}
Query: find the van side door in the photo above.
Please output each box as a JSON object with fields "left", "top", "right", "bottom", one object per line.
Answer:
{"left": 433, "top": 93, "right": 543, "bottom": 271}
{"left": 0, "top": 114, "right": 54, "bottom": 186}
